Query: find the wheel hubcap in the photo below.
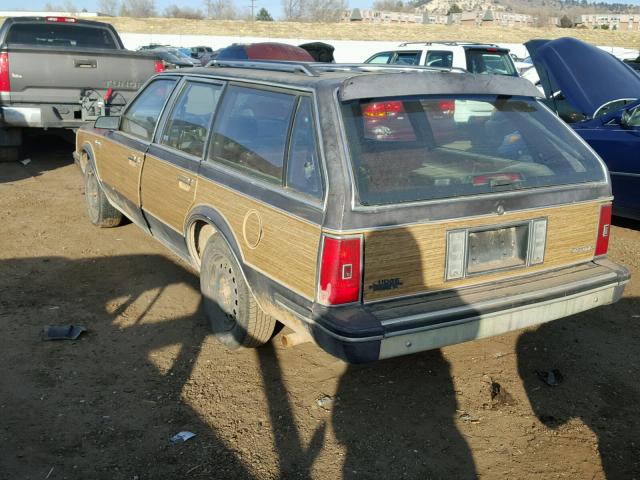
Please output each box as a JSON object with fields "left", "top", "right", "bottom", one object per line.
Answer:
{"left": 211, "top": 256, "right": 239, "bottom": 331}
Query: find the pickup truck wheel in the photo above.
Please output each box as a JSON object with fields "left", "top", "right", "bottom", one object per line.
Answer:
{"left": 200, "top": 235, "right": 276, "bottom": 349}
{"left": 84, "top": 166, "right": 122, "bottom": 228}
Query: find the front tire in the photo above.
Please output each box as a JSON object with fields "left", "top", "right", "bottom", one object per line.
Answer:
{"left": 84, "top": 164, "right": 122, "bottom": 228}
{"left": 200, "top": 235, "right": 275, "bottom": 349}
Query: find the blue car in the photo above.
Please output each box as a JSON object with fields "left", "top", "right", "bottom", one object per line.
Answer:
{"left": 526, "top": 38, "right": 640, "bottom": 220}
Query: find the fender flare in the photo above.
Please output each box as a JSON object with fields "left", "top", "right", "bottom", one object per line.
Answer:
{"left": 80, "top": 142, "right": 98, "bottom": 176}
{"left": 186, "top": 204, "right": 270, "bottom": 312}
{"left": 185, "top": 204, "right": 246, "bottom": 272}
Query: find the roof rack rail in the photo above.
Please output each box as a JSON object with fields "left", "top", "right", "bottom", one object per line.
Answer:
{"left": 397, "top": 40, "right": 499, "bottom": 47}
{"left": 210, "top": 59, "right": 317, "bottom": 77}
{"left": 311, "top": 63, "right": 468, "bottom": 74}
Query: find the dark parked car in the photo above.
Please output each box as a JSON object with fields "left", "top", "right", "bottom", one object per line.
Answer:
{"left": 74, "top": 62, "right": 627, "bottom": 363}
{"left": 146, "top": 48, "right": 199, "bottom": 69}
{"left": 215, "top": 42, "right": 314, "bottom": 62}
{"left": 526, "top": 38, "right": 640, "bottom": 221}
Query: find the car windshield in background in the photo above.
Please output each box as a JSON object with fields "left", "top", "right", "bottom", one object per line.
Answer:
{"left": 465, "top": 49, "right": 517, "bottom": 76}
{"left": 6, "top": 23, "right": 117, "bottom": 48}
{"left": 341, "top": 95, "right": 606, "bottom": 206}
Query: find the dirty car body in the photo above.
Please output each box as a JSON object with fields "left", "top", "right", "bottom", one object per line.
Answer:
{"left": 74, "top": 62, "right": 629, "bottom": 363}
{"left": 526, "top": 38, "right": 640, "bottom": 220}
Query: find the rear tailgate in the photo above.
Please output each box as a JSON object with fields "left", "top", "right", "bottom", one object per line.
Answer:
{"left": 6, "top": 46, "right": 157, "bottom": 105}
{"left": 362, "top": 201, "right": 602, "bottom": 302}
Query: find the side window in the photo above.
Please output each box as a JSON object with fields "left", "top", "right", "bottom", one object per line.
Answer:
{"left": 120, "top": 79, "right": 176, "bottom": 141}
{"left": 286, "top": 97, "right": 323, "bottom": 200}
{"left": 367, "top": 52, "right": 392, "bottom": 64}
{"left": 393, "top": 51, "right": 421, "bottom": 65}
{"left": 425, "top": 50, "right": 453, "bottom": 68}
{"left": 209, "top": 85, "right": 296, "bottom": 183}
{"left": 160, "top": 82, "right": 223, "bottom": 157}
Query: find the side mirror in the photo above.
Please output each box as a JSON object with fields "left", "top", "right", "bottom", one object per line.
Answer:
{"left": 94, "top": 115, "right": 120, "bottom": 130}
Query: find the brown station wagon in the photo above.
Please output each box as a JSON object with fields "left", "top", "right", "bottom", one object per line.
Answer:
{"left": 74, "top": 61, "right": 629, "bottom": 363}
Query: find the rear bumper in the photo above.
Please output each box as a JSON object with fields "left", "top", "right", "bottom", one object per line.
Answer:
{"left": 287, "top": 259, "right": 630, "bottom": 363}
{"left": 1, "top": 105, "right": 85, "bottom": 129}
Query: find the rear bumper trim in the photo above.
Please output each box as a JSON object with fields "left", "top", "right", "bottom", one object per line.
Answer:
{"left": 379, "top": 283, "right": 624, "bottom": 359}
{"left": 0, "top": 106, "right": 42, "bottom": 127}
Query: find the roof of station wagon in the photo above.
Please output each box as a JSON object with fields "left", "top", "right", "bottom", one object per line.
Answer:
{"left": 156, "top": 62, "right": 542, "bottom": 100}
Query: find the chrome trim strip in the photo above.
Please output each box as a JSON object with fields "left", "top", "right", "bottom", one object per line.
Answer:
{"left": 379, "top": 284, "right": 621, "bottom": 359}
{"left": 610, "top": 171, "right": 640, "bottom": 178}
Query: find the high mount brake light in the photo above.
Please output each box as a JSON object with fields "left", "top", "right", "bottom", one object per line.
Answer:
{"left": 45, "top": 16, "right": 77, "bottom": 22}
{"left": 154, "top": 60, "right": 166, "bottom": 73}
{"left": 0, "top": 53, "right": 9, "bottom": 93}
{"left": 363, "top": 101, "right": 403, "bottom": 118}
{"left": 318, "top": 235, "right": 362, "bottom": 305}
{"left": 595, "top": 204, "right": 612, "bottom": 256}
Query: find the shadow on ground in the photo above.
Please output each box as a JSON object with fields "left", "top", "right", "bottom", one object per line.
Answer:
{"left": 0, "top": 254, "right": 478, "bottom": 479}
{"left": 0, "top": 130, "right": 74, "bottom": 184}
{"left": 517, "top": 296, "right": 640, "bottom": 479}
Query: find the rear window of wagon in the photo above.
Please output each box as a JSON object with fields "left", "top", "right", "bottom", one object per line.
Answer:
{"left": 341, "top": 94, "right": 606, "bottom": 206}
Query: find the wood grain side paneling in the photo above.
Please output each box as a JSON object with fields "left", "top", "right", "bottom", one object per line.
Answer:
{"left": 363, "top": 202, "right": 602, "bottom": 302}
{"left": 140, "top": 155, "right": 197, "bottom": 232}
{"left": 195, "top": 179, "right": 321, "bottom": 300}
{"left": 93, "top": 136, "right": 142, "bottom": 205}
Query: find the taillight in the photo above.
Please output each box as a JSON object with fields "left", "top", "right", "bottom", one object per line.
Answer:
{"left": 154, "top": 60, "right": 165, "bottom": 73}
{"left": 45, "top": 16, "right": 77, "bottom": 22}
{"left": 363, "top": 101, "right": 403, "bottom": 117}
{"left": 318, "top": 235, "right": 362, "bottom": 305}
{"left": 438, "top": 99, "right": 455, "bottom": 116}
{"left": 595, "top": 203, "right": 612, "bottom": 256}
{"left": 0, "top": 53, "right": 9, "bottom": 93}
{"left": 103, "top": 87, "right": 113, "bottom": 103}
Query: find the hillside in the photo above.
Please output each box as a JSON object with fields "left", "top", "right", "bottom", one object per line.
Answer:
{"left": 86, "top": 17, "right": 640, "bottom": 48}
{"left": 0, "top": 16, "right": 639, "bottom": 48}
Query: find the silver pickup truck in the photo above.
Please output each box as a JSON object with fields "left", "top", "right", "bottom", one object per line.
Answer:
{"left": 0, "top": 16, "right": 164, "bottom": 161}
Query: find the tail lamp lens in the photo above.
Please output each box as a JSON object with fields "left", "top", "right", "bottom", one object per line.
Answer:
{"left": 595, "top": 204, "right": 612, "bottom": 256}
{"left": 363, "top": 101, "right": 404, "bottom": 117}
{"left": 0, "top": 53, "right": 9, "bottom": 93}
{"left": 154, "top": 60, "right": 166, "bottom": 73}
{"left": 438, "top": 99, "right": 455, "bottom": 115}
{"left": 318, "top": 235, "right": 362, "bottom": 305}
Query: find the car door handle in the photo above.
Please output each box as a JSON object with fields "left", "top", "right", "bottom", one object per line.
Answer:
{"left": 74, "top": 59, "right": 97, "bottom": 68}
{"left": 177, "top": 175, "right": 193, "bottom": 190}
{"left": 127, "top": 155, "right": 140, "bottom": 165}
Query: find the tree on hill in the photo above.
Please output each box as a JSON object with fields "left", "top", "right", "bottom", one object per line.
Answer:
{"left": 164, "top": 5, "right": 205, "bottom": 18}
{"left": 447, "top": 4, "right": 463, "bottom": 14}
{"left": 559, "top": 14, "right": 573, "bottom": 27}
{"left": 119, "top": 0, "right": 156, "bottom": 17}
{"left": 203, "top": 0, "right": 237, "bottom": 19}
{"left": 256, "top": 7, "right": 274, "bottom": 20}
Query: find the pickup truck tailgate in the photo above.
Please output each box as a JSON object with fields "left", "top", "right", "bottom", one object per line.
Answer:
{"left": 6, "top": 46, "right": 156, "bottom": 104}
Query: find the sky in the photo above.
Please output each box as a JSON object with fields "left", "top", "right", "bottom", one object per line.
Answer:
{"left": 0, "top": 0, "right": 374, "bottom": 20}
{"left": 2, "top": 0, "right": 639, "bottom": 21}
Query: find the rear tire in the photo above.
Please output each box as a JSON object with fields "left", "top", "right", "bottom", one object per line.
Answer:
{"left": 84, "top": 165, "right": 122, "bottom": 228}
{"left": 200, "top": 235, "right": 276, "bottom": 349}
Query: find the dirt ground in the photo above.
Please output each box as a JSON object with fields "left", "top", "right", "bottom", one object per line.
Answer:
{"left": 1, "top": 133, "right": 639, "bottom": 480}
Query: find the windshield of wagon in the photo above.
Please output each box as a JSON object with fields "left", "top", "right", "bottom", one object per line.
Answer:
{"left": 341, "top": 95, "right": 606, "bottom": 206}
